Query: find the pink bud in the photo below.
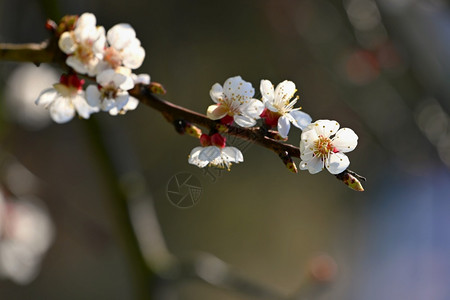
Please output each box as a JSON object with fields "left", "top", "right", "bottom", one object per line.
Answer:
{"left": 211, "top": 133, "right": 226, "bottom": 148}
{"left": 200, "top": 134, "right": 211, "bottom": 147}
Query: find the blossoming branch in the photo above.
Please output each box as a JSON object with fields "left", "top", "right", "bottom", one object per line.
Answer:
{"left": 0, "top": 12, "right": 365, "bottom": 191}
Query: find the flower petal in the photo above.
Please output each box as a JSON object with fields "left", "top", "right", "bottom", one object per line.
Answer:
{"left": 96, "top": 69, "right": 116, "bottom": 86}
{"left": 115, "top": 92, "right": 130, "bottom": 110}
{"left": 107, "top": 23, "right": 136, "bottom": 50}
{"left": 199, "top": 146, "right": 221, "bottom": 162}
{"left": 85, "top": 85, "right": 101, "bottom": 108}
{"left": 35, "top": 88, "right": 57, "bottom": 107}
{"left": 210, "top": 83, "right": 224, "bottom": 103}
{"left": 132, "top": 73, "right": 151, "bottom": 85}
{"left": 223, "top": 76, "right": 254, "bottom": 101}
{"left": 274, "top": 80, "right": 296, "bottom": 103}
{"left": 123, "top": 96, "right": 139, "bottom": 111}
{"left": 313, "top": 120, "right": 340, "bottom": 138}
{"left": 188, "top": 147, "right": 209, "bottom": 168}
{"left": 222, "top": 146, "right": 244, "bottom": 163}
{"left": 66, "top": 56, "right": 88, "bottom": 75}
{"left": 49, "top": 96, "right": 75, "bottom": 123}
{"left": 300, "top": 157, "right": 323, "bottom": 174}
{"left": 122, "top": 44, "right": 145, "bottom": 69}
{"left": 260, "top": 79, "right": 274, "bottom": 104}
{"left": 332, "top": 128, "right": 358, "bottom": 153}
{"left": 326, "top": 152, "right": 350, "bottom": 174}
{"left": 234, "top": 115, "right": 256, "bottom": 127}
{"left": 277, "top": 115, "right": 291, "bottom": 138}
{"left": 241, "top": 99, "right": 264, "bottom": 119}
{"left": 206, "top": 104, "right": 228, "bottom": 120}
{"left": 58, "top": 32, "right": 76, "bottom": 54}
{"left": 72, "top": 94, "right": 98, "bottom": 119}
{"left": 289, "top": 110, "right": 312, "bottom": 130}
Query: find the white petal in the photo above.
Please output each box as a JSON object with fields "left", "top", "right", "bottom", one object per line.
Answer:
{"left": 101, "top": 98, "right": 115, "bottom": 111}
{"left": 35, "top": 88, "right": 57, "bottom": 107}
{"left": 274, "top": 80, "right": 296, "bottom": 102}
{"left": 313, "top": 120, "right": 340, "bottom": 138}
{"left": 300, "top": 127, "right": 319, "bottom": 147}
{"left": 132, "top": 73, "right": 151, "bottom": 85}
{"left": 199, "top": 146, "right": 221, "bottom": 162}
{"left": 109, "top": 107, "right": 120, "bottom": 116}
{"left": 66, "top": 56, "right": 88, "bottom": 75}
{"left": 241, "top": 99, "right": 264, "bottom": 119}
{"left": 58, "top": 32, "right": 76, "bottom": 54}
{"left": 119, "top": 75, "right": 134, "bottom": 91}
{"left": 107, "top": 24, "right": 136, "bottom": 50}
{"left": 300, "top": 157, "right": 324, "bottom": 174}
{"left": 92, "top": 27, "right": 106, "bottom": 55}
{"left": 77, "top": 13, "right": 97, "bottom": 28}
{"left": 300, "top": 145, "right": 315, "bottom": 161}
{"left": 260, "top": 79, "right": 274, "bottom": 104}
{"left": 96, "top": 69, "right": 116, "bottom": 86}
{"left": 72, "top": 94, "right": 98, "bottom": 119}
{"left": 234, "top": 115, "right": 256, "bottom": 127}
{"left": 277, "top": 115, "right": 291, "bottom": 138}
{"left": 115, "top": 92, "right": 130, "bottom": 110}
{"left": 123, "top": 96, "right": 139, "bottom": 111}
{"left": 289, "top": 110, "right": 312, "bottom": 130}
{"left": 85, "top": 85, "right": 102, "bottom": 108}
{"left": 49, "top": 96, "right": 75, "bottom": 123}
{"left": 326, "top": 152, "right": 350, "bottom": 174}
{"left": 210, "top": 83, "right": 224, "bottom": 103}
{"left": 223, "top": 76, "right": 254, "bottom": 101}
{"left": 332, "top": 128, "right": 358, "bottom": 153}
{"left": 188, "top": 147, "right": 209, "bottom": 168}
{"left": 206, "top": 104, "right": 228, "bottom": 120}
{"left": 222, "top": 147, "right": 244, "bottom": 163}
{"left": 122, "top": 44, "right": 145, "bottom": 69}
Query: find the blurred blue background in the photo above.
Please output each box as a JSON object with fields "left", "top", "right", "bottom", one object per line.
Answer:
{"left": 1, "top": 0, "right": 450, "bottom": 299}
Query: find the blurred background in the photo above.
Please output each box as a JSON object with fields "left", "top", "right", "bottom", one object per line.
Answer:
{"left": 1, "top": 0, "right": 450, "bottom": 299}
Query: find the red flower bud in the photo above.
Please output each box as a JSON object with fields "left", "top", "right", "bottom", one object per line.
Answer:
{"left": 211, "top": 133, "right": 226, "bottom": 148}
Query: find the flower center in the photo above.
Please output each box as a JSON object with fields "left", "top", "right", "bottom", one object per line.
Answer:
{"left": 104, "top": 47, "right": 122, "bottom": 69}
{"left": 100, "top": 84, "right": 118, "bottom": 100}
{"left": 75, "top": 40, "right": 95, "bottom": 64}
{"left": 313, "top": 135, "right": 335, "bottom": 158}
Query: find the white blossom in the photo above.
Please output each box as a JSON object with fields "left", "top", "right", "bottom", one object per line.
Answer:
{"left": 100, "top": 23, "right": 146, "bottom": 70}
{"left": 86, "top": 69, "right": 134, "bottom": 115}
{"left": 35, "top": 74, "right": 98, "bottom": 124}
{"left": 0, "top": 193, "right": 54, "bottom": 284}
{"left": 207, "top": 76, "right": 264, "bottom": 127}
{"left": 260, "top": 79, "right": 312, "bottom": 138}
{"left": 299, "top": 120, "right": 358, "bottom": 174}
{"left": 58, "top": 13, "right": 106, "bottom": 76}
{"left": 188, "top": 146, "right": 243, "bottom": 170}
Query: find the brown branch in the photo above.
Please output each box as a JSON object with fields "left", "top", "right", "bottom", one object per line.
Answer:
{"left": 129, "top": 84, "right": 301, "bottom": 158}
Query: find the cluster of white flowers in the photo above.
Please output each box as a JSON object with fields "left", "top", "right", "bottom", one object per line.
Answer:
{"left": 189, "top": 75, "right": 358, "bottom": 175}
{"left": 30, "top": 12, "right": 360, "bottom": 177}
{"left": 36, "top": 13, "right": 149, "bottom": 123}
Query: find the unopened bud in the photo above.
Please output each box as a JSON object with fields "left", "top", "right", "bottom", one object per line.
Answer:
{"left": 336, "top": 170, "right": 365, "bottom": 192}
{"left": 45, "top": 19, "right": 57, "bottom": 32}
{"left": 149, "top": 82, "right": 166, "bottom": 95}
{"left": 57, "top": 15, "right": 78, "bottom": 36}
{"left": 200, "top": 134, "right": 211, "bottom": 147}
{"left": 279, "top": 152, "right": 298, "bottom": 173}
{"left": 211, "top": 133, "right": 226, "bottom": 148}
{"left": 185, "top": 123, "right": 202, "bottom": 138}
